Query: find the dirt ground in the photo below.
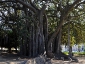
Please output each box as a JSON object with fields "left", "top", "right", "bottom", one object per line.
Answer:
{"left": 0, "top": 53, "right": 85, "bottom": 64}
{"left": 0, "top": 52, "right": 28, "bottom": 64}
{"left": 51, "top": 56, "right": 85, "bottom": 64}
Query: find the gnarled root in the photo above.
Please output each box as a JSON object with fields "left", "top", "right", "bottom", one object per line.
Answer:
{"left": 47, "top": 51, "right": 55, "bottom": 58}
{"left": 54, "top": 52, "right": 78, "bottom": 62}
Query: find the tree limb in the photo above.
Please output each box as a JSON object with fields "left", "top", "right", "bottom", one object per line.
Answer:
{"left": 47, "top": 0, "right": 82, "bottom": 51}
{"left": 16, "top": 0, "right": 37, "bottom": 13}
{"left": 75, "top": 1, "right": 85, "bottom": 8}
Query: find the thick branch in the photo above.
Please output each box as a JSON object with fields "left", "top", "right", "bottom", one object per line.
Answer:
{"left": 75, "top": 1, "right": 85, "bottom": 8}
{"left": 16, "top": 0, "right": 37, "bottom": 13}
{"left": 29, "top": 0, "right": 39, "bottom": 11}
{"left": 64, "top": 0, "right": 82, "bottom": 17}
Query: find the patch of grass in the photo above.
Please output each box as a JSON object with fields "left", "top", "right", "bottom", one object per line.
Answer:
{"left": 63, "top": 52, "right": 69, "bottom": 55}
{"left": 77, "top": 52, "right": 85, "bottom": 56}
{"left": 63, "top": 51, "right": 85, "bottom": 56}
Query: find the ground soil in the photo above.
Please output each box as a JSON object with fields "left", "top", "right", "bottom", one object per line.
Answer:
{"left": 0, "top": 52, "right": 85, "bottom": 64}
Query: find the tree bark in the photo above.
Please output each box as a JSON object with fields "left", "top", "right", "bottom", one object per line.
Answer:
{"left": 38, "top": 2, "right": 48, "bottom": 54}
{"left": 20, "top": 37, "right": 24, "bottom": 55}
{"left": 43, "top": 14, "right": 48, "bottom": 54}
{"left": 57, "top": 28, "right": 62, "bottom": 54}
{"left": 39, "top": 11, "right": 44, "bottom": 54}
{"left": 68, "top": 21, "right": 72, "bottom": 57}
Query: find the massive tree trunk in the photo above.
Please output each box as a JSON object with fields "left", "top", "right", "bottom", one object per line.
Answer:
{"left": 38, "top": 11, "right": 45, "bottom": 54}
{"left": 14, "top": 0, "right": 81, "bottom": 58}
